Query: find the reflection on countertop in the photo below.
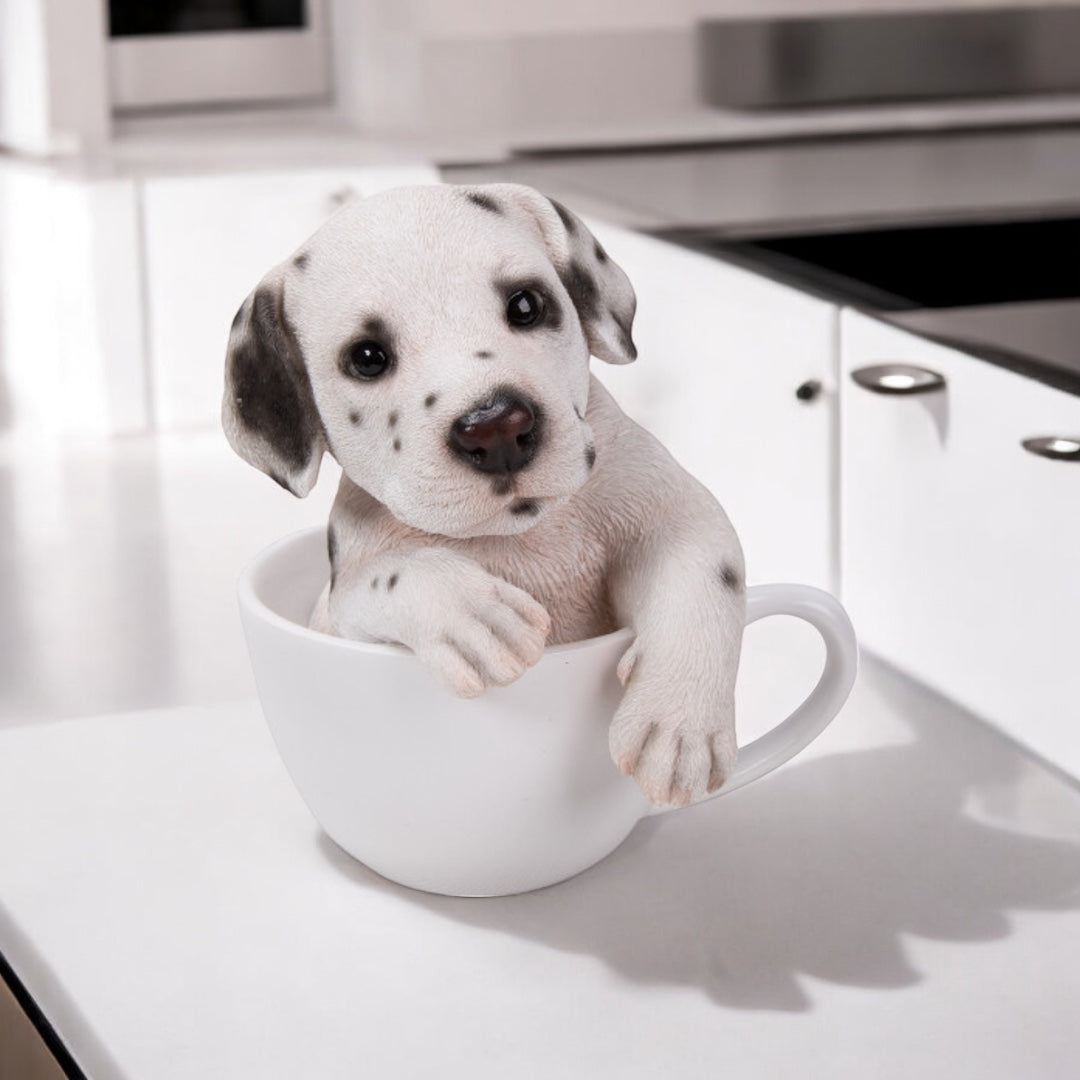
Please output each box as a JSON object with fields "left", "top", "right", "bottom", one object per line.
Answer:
{"left": 0, "top": 429, "right": 338, "bottom": 726}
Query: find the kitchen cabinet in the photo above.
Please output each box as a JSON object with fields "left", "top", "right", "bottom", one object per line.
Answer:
{"left": 590, "top": 226, "right": 837, "bottom": 591}
{"left": 0, "top": 159, "right": 437, "bottom": 435}
{"left": 142, "top": 163, "right": 437, "bottom": 430}
{"left": 841, "top": 309, "right": 1080, "bottom": 774}
{"left": 0, "top": 168, "right": 146, "bottom": 435}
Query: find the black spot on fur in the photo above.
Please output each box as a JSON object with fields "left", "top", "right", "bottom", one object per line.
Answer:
{"left": 475, "top": 350, "right": 493, "bottom": 359}
{"left": 560, "top": 260, "right": 599, "bottom": 323}
{"left": 327, "top": 525, "right": 338, "bottom": 589}
{"left": 510, "top": 499, "right": 540, "bottom": 517}
{"left": 349, "top": 410, "right": 362, "bottom": 426}
{"left": 549, "top": 198, "right": 577, "bottom": 234}
{"left": 392, "top": 438, "right": 401, "bottom": 452}
{"left": 542, "top": 293, "right": 563, "bottom": 332}
{"left": 424, "top": 393, "right": 438, "bottom": 408}
{"left": 388, "top": 410, "right": 398, "bottom": 428}
{"left": 585, "top": 444, "right": 596, "bottom": 469}
{"left": 387, "top": 573, "right": 399, "bottom": 591}
{"left": 361, "top": 315, "right": 393, "bottom": 346}
{"left": 594, "top": 241, "right": 608, "bottom": 263}
{"left": 293, "top": 251, "right": 309, "bottom": 270}
{"left": 228, "top": 286, "right": 319, "bottom": 483}
{"left": 466, "top": 191, "right": 501, "bottom": 214}
{"left": 719, "top": 564, "right": 743, "bottom": 591}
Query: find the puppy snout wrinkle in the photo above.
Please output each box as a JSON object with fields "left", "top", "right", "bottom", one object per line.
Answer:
{"left": 450, "top": 396, "right": 539, "bottom": 475}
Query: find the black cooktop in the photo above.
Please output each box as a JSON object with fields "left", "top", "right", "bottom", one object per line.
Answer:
{"left": 717, "top": 217, "right": 1080, "bottom": 310}
{"left": 666, "top": 215, "right": 1080, "bottom": 396}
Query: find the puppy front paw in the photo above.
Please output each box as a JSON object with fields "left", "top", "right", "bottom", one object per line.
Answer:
{"left": 609, "top": 660, "right": 736, "bottom": 806}
{"left": 415, "top": 575, "right": 551, "bottom": 699}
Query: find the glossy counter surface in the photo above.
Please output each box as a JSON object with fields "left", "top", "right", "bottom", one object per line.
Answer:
{"left": 1, "top": 659, "right": 1079, "bottom": 1079}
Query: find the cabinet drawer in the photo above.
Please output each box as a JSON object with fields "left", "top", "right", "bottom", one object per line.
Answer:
{"left": 841, "top": 309, "right": 1080, "bottom": 775}
{"left": 142, "top": 164, "right": 438, "bottom": 430}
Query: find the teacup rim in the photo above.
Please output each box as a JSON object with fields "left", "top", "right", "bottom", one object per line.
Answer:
{"left": 238, "top": 526, "right": 636, "bottom": 659}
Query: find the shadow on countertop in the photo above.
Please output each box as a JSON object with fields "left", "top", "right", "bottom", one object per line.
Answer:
{"left": 318, "top": 656, "right": 1080, "bottom": 1013}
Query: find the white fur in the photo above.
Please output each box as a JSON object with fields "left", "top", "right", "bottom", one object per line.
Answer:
{"left": 223, "top": 183, "right": 745, "bottom": 806}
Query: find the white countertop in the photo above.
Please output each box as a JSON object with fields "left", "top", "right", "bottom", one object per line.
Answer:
{"left": 445, "top": 126, "right": 1080, "bottom": 237}
{"left": 2, "top": 646, "right": 1079, "bottom": 1079}
{"left": 0, "top": 235, "right": 1078, "bottom": 1076}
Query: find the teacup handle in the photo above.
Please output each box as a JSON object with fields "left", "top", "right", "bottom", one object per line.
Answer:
{"left": 651, "top": 583, "right": 858, "bottom": 813}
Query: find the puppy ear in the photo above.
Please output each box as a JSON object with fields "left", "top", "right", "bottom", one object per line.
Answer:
{"left": 474, "top": 183, "right": 638, "bottom": 365}
{"left": 222, "top": 274, "right": 326, "bottom": 497}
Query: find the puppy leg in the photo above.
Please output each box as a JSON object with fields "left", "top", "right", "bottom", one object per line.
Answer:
{"left": 607, "top": 491, "right": 746, "bottom": 806}
{"left": 326, "top": 547, "right": 552, "bottom": 698}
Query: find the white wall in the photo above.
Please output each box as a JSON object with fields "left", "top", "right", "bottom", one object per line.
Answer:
{"left": 0, "top": 168, "right": 144, "bottom": 433}
{"left": 416, "top": 0, "right": 1080, "bottom": 37}
{"left": 0, "top": 0, "right": 51, "bottom": 154}
{"left": 338, "top": 0, "right": 1080, "bottom": 142}
{"left": 0, "top": 0, "right": 109, "bottom": 155}
{"left": 329, "top": 0, "right": 424, "bottom": 136}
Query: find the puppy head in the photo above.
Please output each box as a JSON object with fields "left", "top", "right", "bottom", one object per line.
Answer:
{"left": 223, "top": 183, "right": 636, "bottom": 537}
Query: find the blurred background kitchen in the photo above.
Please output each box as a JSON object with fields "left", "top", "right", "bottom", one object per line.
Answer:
{"left": 1, "top": 0, "right": 1078, "bottom": 775}
{"left": 3, "top": 5, "right": 1080, "bottom": 1078}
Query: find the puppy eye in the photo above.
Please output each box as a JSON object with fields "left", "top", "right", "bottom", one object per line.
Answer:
{"left": 506, "top": 289, "right": 545, "bottom": 328}
{"left": 343, "top": 340, "right": 391, "bottom": 380}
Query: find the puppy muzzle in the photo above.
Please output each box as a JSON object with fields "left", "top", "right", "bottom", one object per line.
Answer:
{"left": 449, "top": 393, "right": 542, "bottom": 476}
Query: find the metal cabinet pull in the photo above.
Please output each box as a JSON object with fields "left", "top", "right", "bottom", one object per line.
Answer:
{"left": 851, "top": 364, "right": 946, "bottom": 395}
{"left": 1021, "top": 436, "right": 1080, "bottom": 462}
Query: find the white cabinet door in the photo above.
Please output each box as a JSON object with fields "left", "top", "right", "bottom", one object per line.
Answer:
{"left": 589, "top": 226, "right": 837, "bottom": 590}
{"left": 0, "top": 170, "right": 146, "bottom": 434}
{"left": 841, "top": 309, "right": 1080, "bottom": 775}
{"left": 142, "top": 164, "right": 438, "bottom": 430}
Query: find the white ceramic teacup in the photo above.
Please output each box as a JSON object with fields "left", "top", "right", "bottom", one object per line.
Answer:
{"left": 238, "top": 527, "right": 858, "bottom": 897}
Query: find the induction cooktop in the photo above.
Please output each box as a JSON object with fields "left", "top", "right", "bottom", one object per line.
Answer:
{"left": 666, "top": 216, "right": 1080, "bottom": 394}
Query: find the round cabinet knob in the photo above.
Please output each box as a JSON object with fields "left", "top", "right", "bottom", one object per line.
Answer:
{"left": 327, "top": 185, "right": 359, "bottom": 211}
{"left": 795, "top": 379, "right": 822, "bottom": 402}
{"left": 851, "top": 364, "right": 946, "bottom": 395}
{"left": 1021, "top": 436, "right": 1080, "bottom": 462}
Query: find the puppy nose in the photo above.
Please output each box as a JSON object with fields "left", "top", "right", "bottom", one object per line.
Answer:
{"left": 450, "top": 396, "right": 538, "bottom": 474}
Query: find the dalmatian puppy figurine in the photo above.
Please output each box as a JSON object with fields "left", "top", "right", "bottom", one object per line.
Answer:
{"left": 223, "top": 183, "right": 745, "bottom": 807}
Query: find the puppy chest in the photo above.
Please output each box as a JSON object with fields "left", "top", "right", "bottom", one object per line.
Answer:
{"left": 471, "top": 539, "right": 615, "bottom": 645}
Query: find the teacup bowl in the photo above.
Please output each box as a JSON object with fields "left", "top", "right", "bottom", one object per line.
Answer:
{"left": 239, "top": 527, "right": 857, "bottom": 896}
